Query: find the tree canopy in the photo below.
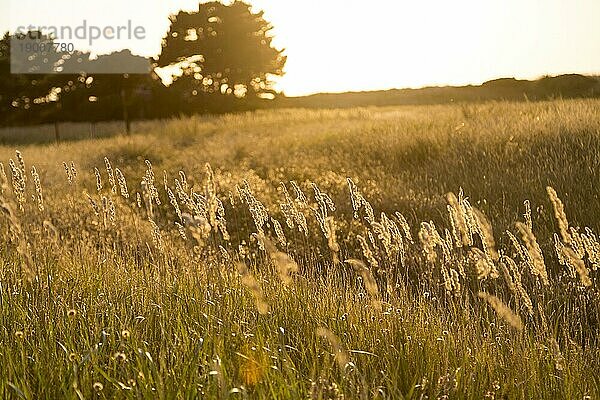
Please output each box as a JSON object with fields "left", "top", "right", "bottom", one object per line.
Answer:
{"left": 158, "top": 1, "right": 286, "bottom": 104}
{"left": 1, "top": 1, "right": 287, "bottom": 127}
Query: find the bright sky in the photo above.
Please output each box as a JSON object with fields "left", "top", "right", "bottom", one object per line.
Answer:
{"left": 3, "top": 0, "right": 600, "bottom": 96}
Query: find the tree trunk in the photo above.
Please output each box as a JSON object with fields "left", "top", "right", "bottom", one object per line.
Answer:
{"left": 54, "top": 121, "right": 60, "bottom": 143}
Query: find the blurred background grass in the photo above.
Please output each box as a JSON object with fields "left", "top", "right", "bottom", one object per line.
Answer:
{"left": 2, "top": 99, "right": 598, "bottom": 237}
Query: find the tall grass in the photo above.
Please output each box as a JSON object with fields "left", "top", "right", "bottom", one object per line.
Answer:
{"left": 0, "top": 99, "right": 599, "bottom": 399}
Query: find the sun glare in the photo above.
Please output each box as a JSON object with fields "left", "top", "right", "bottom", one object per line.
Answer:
{"left": 4, "top": 0, "right": 600, "bottom": 95}
{"left": 249, "top": 0, "right": 600, "bottom": 96}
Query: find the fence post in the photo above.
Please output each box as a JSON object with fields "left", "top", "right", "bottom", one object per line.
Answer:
{"left": 121, "top": 89, "right": 131, "bottom": 135}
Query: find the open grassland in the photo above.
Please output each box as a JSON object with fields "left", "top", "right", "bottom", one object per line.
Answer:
{"left": 0, "top": 99, "right": 599, "bottom": 399}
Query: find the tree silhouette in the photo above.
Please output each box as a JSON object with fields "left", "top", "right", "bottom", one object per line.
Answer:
{"left": 0, "top": 30, "right": 162, "bottom": 131}
{"left": 157, "top": 1, "right": 286, "bottom": 111}
{"left": 0, "top": 32, "right": 73, "bottom": 126}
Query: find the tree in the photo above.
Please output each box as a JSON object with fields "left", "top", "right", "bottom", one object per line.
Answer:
{"left": 0, "top": 31, "right": 161, "bottom": 131}
{"left": 157, "top": 1, "right": 286, "bottom": 111}
{"left": 0, "top": 31, "right": 70, "bottom": 126}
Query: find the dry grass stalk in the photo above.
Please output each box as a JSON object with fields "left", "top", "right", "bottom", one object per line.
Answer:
{"left": 394, "top": 212, "right": 413, "bottom": 244}
{"left": 582, "top": 227, "right": 600, "bottom": 270}
{"left": 85, "top": 192, "right": 100, "bottom": 216}
{"left": 70, "top": 162, "right": 77, "bottom": 182}
{"left": 30, "top": 166, "right": 44, "bottom": 212}
{"left": 418, "top": 222, "right": 438, "bottom": 264}
{"left": 325, "top": 216, "right": 340, "bottom": 264}
{"left": 560, "top": 246, "right": 592, "bottom": 287}
{"left": 167, "top": 187, "right": 183, "bottom": 222}
{"left": 515, "top": 222, "right": 549, "bottom": 285}
{"left": 546, "top": 186, "right": 572, "bottom": 244}
{"left": 523, "top": 200, "right": 533, "bottom": 231}
{"left": 238, "top": 180, "right": 269, "bottom": 241}
{"left": 94, "top": 167, "right": 103, "bottom": 192}
{"left": 447, "top": 192, "right": 470, "bottom": 247}
{"left": 148, "top": 218, "right": 164, "bottom": 253}
{"left": 312, "top": 183, "right": 336, "bottom": 237}
{"left": 271, "top": 217, "right": 287, "bottom": 247}
{"left": 179, "top": 170, "right": 189, "bottom": 193}
{"left": 472, "top": 207, "right": 499, "bottom": 262}
{"left": 115, "top": 168, "right": 129, "bottom": 199}
{"left": 143, "top": 160, "right": 161, "bottom": 205}
{"left": 104, "top": 157, "right": 117, "bottom": 194}
{"left": 15, "top": 150, "right": 26, "bottom": 183}
{"left": 344, "top": 258, "right": 380, "bottom": 306}
{"left": 502, "top": 255, "right": 533, "bottom": 316}
{"left": 499, "top": 261, "right": 516, "bottom": 294}
{"left": 290, "top": 180, "right": 307, "bottom": 204}
{"left": 174, "top": 221, "right": 187, "bottom": 241}
{"left": 236, "top": 261, "right": 270, "bottom": 314}
{"left": 549, "top": 337, "right": 566, "bottom": 371}
{"left": 470, "top": 248, "right": 498, "bottom": 279}
{"left": 279, "top": 182, "right": 308, "bottom": 235}
{"left": 0, "top": 173, "right": 35, "bottom": 281}
{"left": 264, "top": 238, "right": 298, "bottom": 285}
{"left": 316, "top": 327, "right": 351, "bottom": 372}
{"left": 183, "top": 212, "right": 212, "bottom": 248}
{"left": 9, "top": 159, "right": 26, "bottom": 210}
{"left": 441, "top": 265, "right": 461, "bottom": 294}
{"left": 0, "top": 163, "right": 7, "bottom": 194}
{"left": 357, "top": 235, "right": 379, "bottom": 270}
{"left": 62, "top": 162, "right": 74, "bottom": 185}
{"left": 347, "top": 178, "right": 376, "bottom": 224}
{"left": 478, "top": 292, "right": 523, "bottom": 331}
{"left": 347, "top": 177, "right": 362, "bottom": 219}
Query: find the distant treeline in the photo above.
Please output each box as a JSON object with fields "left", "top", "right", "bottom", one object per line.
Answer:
{"left": 0, "top": 10, "right": 600, "bottom": 130}
{"left": 275, "top": 74, "right": 600, "bottom": 110}
{"left": 1, "top": 0, "right": 599, "bottom": 129}
{"left": 0, "top": 1, "right": 286, "bottom": 129}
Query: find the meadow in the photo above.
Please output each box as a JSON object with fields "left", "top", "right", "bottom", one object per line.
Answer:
{"left": 0, "top": 99, "right": 599, "bottom": 399}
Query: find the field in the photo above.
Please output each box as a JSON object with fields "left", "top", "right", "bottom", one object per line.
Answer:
{"left": 0, "top": 99, "right": 599, "bottom": 399}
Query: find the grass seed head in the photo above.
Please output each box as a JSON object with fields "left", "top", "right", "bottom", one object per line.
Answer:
{"left": 478, "top": 292, "right": 523, "bottom": 331}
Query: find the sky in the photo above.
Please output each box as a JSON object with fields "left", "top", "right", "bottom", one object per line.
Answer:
{"left": 2, "top": 0, "right": 600, "bottom": 96}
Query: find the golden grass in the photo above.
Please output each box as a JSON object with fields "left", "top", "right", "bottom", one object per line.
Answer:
{"left": 0, "top": 99, "right": 599, "bottom": 398}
